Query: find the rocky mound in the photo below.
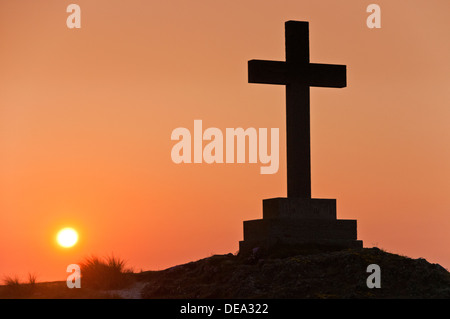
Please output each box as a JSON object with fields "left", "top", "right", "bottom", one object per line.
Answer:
{"left": 139, "top": 247, "right": 450, "bottom": 299}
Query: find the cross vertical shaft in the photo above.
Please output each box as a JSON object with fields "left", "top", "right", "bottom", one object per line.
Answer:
{"left": 286, "top": 21, "right": 311, "bottom": 198}
{"left": 286, "top": 82, "right": 311, "bottom": 198}
{"left": 248, "top": 21, "right": 346, "bottom": 199}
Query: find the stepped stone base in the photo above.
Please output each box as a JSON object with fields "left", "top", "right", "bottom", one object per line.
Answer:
{"left": 239, "top": 197, "right": 363, "bottom": 255}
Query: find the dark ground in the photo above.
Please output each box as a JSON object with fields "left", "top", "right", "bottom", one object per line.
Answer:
{"left": 139, "top": 247, "right": 450, "bottom": 299}
{"left": 1, "top": 247, "right": 449, "bottom": 298}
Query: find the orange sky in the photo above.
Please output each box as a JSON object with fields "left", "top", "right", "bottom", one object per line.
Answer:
{"left": 0, "top": 0, "right": 449, "bottom": 282}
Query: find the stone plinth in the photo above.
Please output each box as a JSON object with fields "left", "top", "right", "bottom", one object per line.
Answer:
{"left": 263, "top": 197, "right": 336, "bottom": 220}
{"left": 239, "top": 197, "right": 363, "bottom": 255}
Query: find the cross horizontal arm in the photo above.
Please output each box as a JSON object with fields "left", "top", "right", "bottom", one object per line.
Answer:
{"left": 248, "top": 60, "right": 287, "bottom": 85}
{"left": 249, "top": 60, "right": 346, "bottom": 88}
{"left": 308, "top": 63, "right": 346, "bottom": 88}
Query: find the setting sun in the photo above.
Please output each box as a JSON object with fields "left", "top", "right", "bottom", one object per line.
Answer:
{"left": 56, "top": 228, "right": 78, "bottom": 248}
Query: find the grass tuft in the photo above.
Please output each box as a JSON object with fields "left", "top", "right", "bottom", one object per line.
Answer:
{"left": 1, "top": 275, "right": 36, "bottom": 298}
{"left": 79, "top": 255, "right": 133, "bottom": 290}
{"left": 27, "top": 273, "right": 37, "bottom": 286}
{"left": 3, "top": 275, "right": 21, "bottom": 287}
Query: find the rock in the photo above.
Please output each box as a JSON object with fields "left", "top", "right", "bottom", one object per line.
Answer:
{"left": 139, "top": 247, "right": 450, "bottom": 299}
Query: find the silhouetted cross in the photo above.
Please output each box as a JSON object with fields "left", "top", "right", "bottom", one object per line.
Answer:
{"left": 248, "top": 21, "right": 346, "bottom": 198}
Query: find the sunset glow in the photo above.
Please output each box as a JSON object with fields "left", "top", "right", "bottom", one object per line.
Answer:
{"left": 0, "top": 0, "right": 449, "bottom": 283}
{"left": 56, "top": 228, "right": 78, "bottom": 248}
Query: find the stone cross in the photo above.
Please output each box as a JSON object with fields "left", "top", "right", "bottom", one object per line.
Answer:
{"left": 240, "top": 21, "right": 362, "bottom": 255}
{"left": 248, "top": 21, "right": 346, "bottom": 198}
